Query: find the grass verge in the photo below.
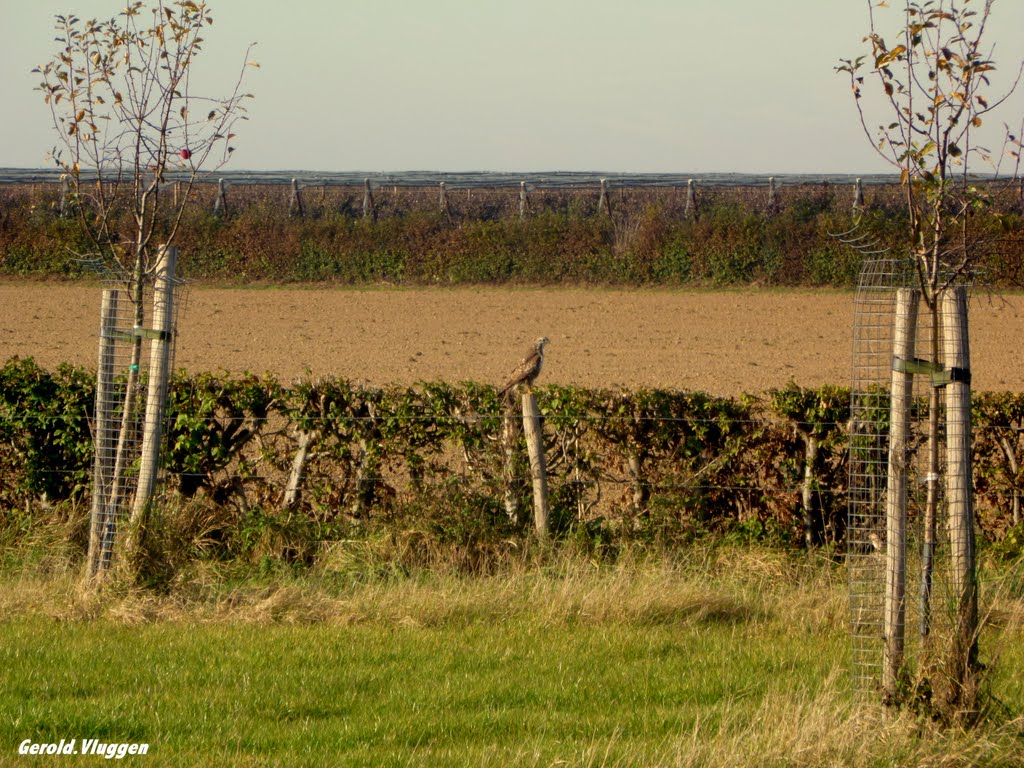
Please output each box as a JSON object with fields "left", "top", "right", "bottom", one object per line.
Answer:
{"left": 0, "top": 548, "right": 1022, "bottom": 767}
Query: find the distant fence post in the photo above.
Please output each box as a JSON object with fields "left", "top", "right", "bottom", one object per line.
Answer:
{"left": 766, "top": 176, "right": 779, "bottom": 215}
{"left": 439, "top": 181, "right": 451, "bottom": 220}
{"left": 598, "top": 178, "right": 612, "bottom": 217}
{"left": 362, "top": 178, "right": 376, "bottom": 221}
{"left": 59, "top": 175, "right": 71, "bottom": 217}
{"left": 684, "top": 179, "right": 699, "bottom": 220}
{"left": 521, "top": 391, "right": 549, "bottom": 538}
{"left": 214, "top": 178, "right": 228, "bottom": 217}
{"left": 854, "top": 177, "right": 865, "bottom": 213}
{"left": 289, "top": 178, "right": 305, "bottom": 218}
{"left": 519, "top": 181, "right": 529, "bottom": 218}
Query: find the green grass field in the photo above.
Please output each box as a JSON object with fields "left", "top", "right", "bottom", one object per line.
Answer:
{"left": 1, "top": 549, "right": 1022, "bottom": 767}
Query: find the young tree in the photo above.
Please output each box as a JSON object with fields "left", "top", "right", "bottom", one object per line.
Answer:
{"left": 33, "top": 0, "right": 255, "bottom": 579}
{"left": 838, "top": 0, "right": 1022, "bottom": 718}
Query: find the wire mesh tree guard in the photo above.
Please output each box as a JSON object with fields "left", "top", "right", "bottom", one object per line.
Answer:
{"left": 847, "top": 237, "right": 979, "bottom": 709}
{"left": 87, "top": 247, "right": 185, "bottom": 578}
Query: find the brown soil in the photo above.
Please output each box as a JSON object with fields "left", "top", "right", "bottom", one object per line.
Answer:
{"left": 2, "top": 282, "right": 1023, "bottom": 395}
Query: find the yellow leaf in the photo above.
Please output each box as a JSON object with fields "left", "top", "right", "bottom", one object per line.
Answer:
{"left": 75, "top": 109, "right": 85, "bottom": 122}
{"left": 971, "top": 116, "right": 982, "bottom": 128}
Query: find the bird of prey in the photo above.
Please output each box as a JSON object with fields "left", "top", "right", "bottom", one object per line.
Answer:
{"left": 499, "top": 336, "right": 549, "bottom": 399}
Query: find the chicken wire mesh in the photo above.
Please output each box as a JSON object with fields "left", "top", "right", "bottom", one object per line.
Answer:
{"left": 88, "top": 251, "right": 186, "bottom": 574}
{"left": 848, "top": 249, "right": 979, "bottom": 701}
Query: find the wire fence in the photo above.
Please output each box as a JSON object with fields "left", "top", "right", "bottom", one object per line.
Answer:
{"left": 847, "top": 242, "right": 984, "bottom": 701}
{"left": 5, "top": 170, "right": 1023, "bottom": 224}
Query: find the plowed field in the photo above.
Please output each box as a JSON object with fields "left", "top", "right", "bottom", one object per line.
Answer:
{"left": 2, "top": 283, "right": 1023, "bottom": 395}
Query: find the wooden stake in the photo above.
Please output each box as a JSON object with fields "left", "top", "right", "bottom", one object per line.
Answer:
{"left": 627, "top": 451, "right": 647, "bottom": 511}
{"left": 284, "top": 430, "right": 316, "bottom": 509}
{"left": 521, "top": 391, "right": 549, "bottom": 537}
{"left": 501, "top": 409, "right": 521, "bottom": 524}
{"left": 801, "top": 433, "right": 820, "bottom": 548}
{"left": 884, "top": 287, "right": 919, "bottom": 700}
{"left": 87, "top": 288, "right": 120, "bottom": 579}
{"left": 853, "top": 177, "right": 865, "bottom": 211}
{"left": 129, "top": 246, "right": 177, "bottom": 535}
{"left": 519, "top": 181, "right": 529, "bottom": 218}
{"left": 942, "top": 286, "right": 978, "bottom": 694}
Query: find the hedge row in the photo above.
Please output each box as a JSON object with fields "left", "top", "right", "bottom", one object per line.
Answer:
{"left": 2, "top": 184, "right": 1022, "bottom": 287}
{"left": 2, "top": 358, "right": 1023, "bottom": 564}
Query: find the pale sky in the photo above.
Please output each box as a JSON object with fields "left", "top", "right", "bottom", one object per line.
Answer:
{"left": 3, "top": 0, "right": 1023, "bottom": 174}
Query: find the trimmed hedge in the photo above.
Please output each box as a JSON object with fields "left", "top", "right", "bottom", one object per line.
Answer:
{"left": 3, "top": 358, "right": 1023, "bottom": 561}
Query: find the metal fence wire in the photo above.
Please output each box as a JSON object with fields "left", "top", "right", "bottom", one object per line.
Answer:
{"left": 89, "top": 255, "right": 185, "bottom": 573}
{"left": 848, "top": 252, "right": 979, "bottom": 699}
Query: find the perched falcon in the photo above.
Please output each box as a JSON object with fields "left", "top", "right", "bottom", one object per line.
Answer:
{"left": 499, "top": 336, "right": 550, "bottom": 398}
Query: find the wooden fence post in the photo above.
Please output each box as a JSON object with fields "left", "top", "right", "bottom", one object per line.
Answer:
{"left": 289, "top": 178, "right": 305, "bottom": 218}
{"left": 87, "top": 288, "right": 120, "bottom": 578}
{"left": 59, "top": 175, "right": 71, "bottom": 217}
{"left": 362, "top": 178, "right": 376, "bottom": 221}
{"left": 214, "top": 178, "right": 228, "bottom": 217}
{"left": 501, "top": 409, "right": 522, "bottom": 524}
{"left": 883, "top": 287, "right": 919, "bottom": 700}
{"left": 942, "top": 286, "right": 978, "bottom": 703}
{"left": 521, "top": 391, "right": 549, "bottom": 537}
{"left": 284, "top": 430, "right": 316, "bottom": 509}
{"left": 767, "top": 176, "right": 779, "bottom": 214}
{"left": 853, "top": 177, "right": 865, "bottom": 212}
{"left": 519, "top": 181, "right": 529, "bottom": 218}
{"left": 439, "top": 181, "right": 451, "bottom": 220}
{"left": 684, "top": 179, "right": 698, "bottom": 220}
{"left": 128, "top": 246, "right": 177, "bottom": 545}
{"left": 598, "top": 178, "right": 612, "bottom": 217}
